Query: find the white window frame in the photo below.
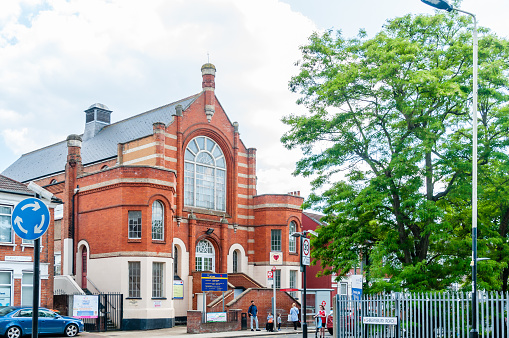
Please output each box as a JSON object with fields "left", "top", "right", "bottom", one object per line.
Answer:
{"left": 0, "top": 205, "right": 13, "bottom": 244}
{"left": 0, "top": 271, "right": 12, "bottom": 306}
{"left": 128, "top": 211, "right": 142, "bottom": 239}
{"left": 289, "top": 221, "right": 296, "bottom": 253}
{"left": 152, "top": 262, "right": 164, "bottom": 298}
{"left": 195, "top": 240, "right": 215, "bottom": 272}
{"left": 184, "top": 136, "right": 226, "bottom": 211}
{"left": 128, "top": 262, "right": 141, "bottom": 298}
{"left": 151, "top": 201, "right": 164, "bottom": 241}
{"left": 21, "top": 271, "right": 37, "bottom": 307}
{"left": 271, "top": 229, "right": 281, "bottom": 252}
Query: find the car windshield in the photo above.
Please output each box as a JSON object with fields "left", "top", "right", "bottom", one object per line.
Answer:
{"left": 0, "top": 307, "right": 16, "bottom": 317}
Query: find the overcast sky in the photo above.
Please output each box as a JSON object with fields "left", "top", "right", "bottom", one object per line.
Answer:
{"left": 1, "top": 0, "right": 508, "bottom": 199}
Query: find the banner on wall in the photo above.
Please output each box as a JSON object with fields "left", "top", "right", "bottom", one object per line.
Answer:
{"left": 173, "top": 280, "right": 184, "bottom": 299}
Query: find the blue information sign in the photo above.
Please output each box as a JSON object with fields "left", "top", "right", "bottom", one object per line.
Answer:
{"left": 12, "top": 198, "right": 50, "bottom": 241}
{"left": 201, "top": 273, "right": 228, "bottom": 292}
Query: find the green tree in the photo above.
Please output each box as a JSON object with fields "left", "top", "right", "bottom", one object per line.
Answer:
{"left": 283, "top": 12, "right": 509, "bottom": 292}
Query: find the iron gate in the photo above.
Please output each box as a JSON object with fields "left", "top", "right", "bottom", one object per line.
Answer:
{"left": 81, "top": 293, "right": 123, "bottom": 332}
{"left": 54, "top": 292, "right": 123, "bottom": 332}
{"left": 334, "top": 292, "right": 509, "bottom": 338}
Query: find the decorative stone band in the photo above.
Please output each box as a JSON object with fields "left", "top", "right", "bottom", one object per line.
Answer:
{"left": 202, "top": 68, "right": 216, "bottom": 75}
{"left": 79, "top": 177, "right": 176, "bottom": 192}
{"left": 91, "top": 251, "right": 173, "bottom": 259}
{"left": 254, "top": 203, "right": 302, "bottom": 210}
{"left": 238, "top": 173, "right": 256, "bottom": 179}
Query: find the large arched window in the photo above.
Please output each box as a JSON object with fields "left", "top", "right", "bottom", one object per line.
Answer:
{"left": 184, "top": 136, "right": 226, "bottom": 211}
{"left": 152, "top": 201, "right": 164, "bottom": 240}
{"left": 196, "top": 240, "right": 215, "bottom": 271}
{"left": 289, "top": 221, "right": 297, "bottom": 253}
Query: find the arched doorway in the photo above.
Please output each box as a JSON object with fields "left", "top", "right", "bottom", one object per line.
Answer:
{"left": 196, "top": 240, "right": 215, "bottom": 272}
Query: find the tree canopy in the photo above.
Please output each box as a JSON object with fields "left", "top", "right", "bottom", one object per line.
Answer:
{"left": 283, "top": 11, "right": 509, "bottom": 292}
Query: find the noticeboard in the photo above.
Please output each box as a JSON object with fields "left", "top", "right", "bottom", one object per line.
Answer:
{"left": 201, "top": 273, "right": 228, "bottom": 292}
{"left": 173, "top": 280, "right": 184, "bottom": 299}
{"left": 73, "top": 295, "right": 99, "bottom": 318}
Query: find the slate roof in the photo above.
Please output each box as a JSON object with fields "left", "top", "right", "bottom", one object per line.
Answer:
{"left": 2, "top": 95, "right": 199, "bottom": 183}
{"left": 0, "top": 174, "right": 34, "bottom": 196}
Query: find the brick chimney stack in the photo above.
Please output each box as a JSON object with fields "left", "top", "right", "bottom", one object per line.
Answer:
{"left": 62, "top": 134, "right": 83, "bottom": 275}
{"left": 201, "top": 63, "right": 216, "bottom": 122}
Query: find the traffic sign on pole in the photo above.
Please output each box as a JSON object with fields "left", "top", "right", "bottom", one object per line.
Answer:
{"left": 302, "top": 238, "right": 310, "bottom": 266}
{"left": 12, "top": 198, "right": 50, "bottom": 240}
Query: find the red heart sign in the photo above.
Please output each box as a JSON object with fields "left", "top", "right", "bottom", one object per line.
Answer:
{"left": 274, "top": 254, "right": 280, "bottom": 261}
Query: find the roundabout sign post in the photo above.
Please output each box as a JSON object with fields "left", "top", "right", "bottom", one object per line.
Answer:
{"left": 12, "top": 197, "right": 50, "bottom": 338}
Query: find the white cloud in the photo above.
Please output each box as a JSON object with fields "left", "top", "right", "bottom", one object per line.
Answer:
{"left": 0, "top": 0, "right": 317, "bottom": 197}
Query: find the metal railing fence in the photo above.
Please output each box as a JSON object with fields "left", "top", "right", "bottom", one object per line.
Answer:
{"left": 335, "top": 291, "right": 509, "bottom": 338}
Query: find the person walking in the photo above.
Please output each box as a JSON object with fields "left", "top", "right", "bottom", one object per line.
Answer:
{"left": 277, "top": 313, "right": 282, "bottom": 331}
{"left": 314, "top": 304, "right": 326, "bottom": 338}
{"left": 248, "top": 300, "right": 261, "bottom": 331}
{"left": 290, "top": 302, "right": 299, "bottom": 330}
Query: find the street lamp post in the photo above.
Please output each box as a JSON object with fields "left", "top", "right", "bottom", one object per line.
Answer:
{"left": 420, "top": 1, "right": 478, "bottom": 337}
{"left": 292, "top": 230, "right": 316, "bottom": 338}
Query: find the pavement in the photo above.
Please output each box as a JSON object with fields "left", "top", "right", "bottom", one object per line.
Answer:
{"left": 82, "top": 325, "right": 311, "bottom": 337}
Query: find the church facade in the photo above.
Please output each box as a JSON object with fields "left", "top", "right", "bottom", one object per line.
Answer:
{"left": 2, "top": 64, "right": 304, "bottom": 329}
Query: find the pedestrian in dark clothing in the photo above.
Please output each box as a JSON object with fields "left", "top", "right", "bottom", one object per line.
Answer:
{"left": 248, "top": 300, "right": 260, "bottom": 331}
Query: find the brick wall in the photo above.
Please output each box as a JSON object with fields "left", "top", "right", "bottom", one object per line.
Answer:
{"left": 209, "top": 288, "right": 299, "bottom": 329}
{"left": 187, "top": 309, "right": 242, "bottom": 334}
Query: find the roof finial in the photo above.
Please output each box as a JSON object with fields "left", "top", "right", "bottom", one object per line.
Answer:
{"left": 207, "top": 52, "right": 210, "bottom": 63}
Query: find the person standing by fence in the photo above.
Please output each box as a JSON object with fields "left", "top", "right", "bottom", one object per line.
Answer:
{"left": 277, "top": 313, "right": 282, "bottom": 331}
{"left": 290, "top": 303, "right": 299, "bottom": 330}
{"left": 248, "top": 300, "right": 260, "bottom": 331}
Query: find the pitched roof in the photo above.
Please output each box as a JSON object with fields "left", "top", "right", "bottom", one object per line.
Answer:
{"left": 303, "top": 211, "right": 325, "bottom": 225}
{"left": 2, "top": 95, "right": 199, "bottom": 182}
{"left": 0, "top": 174, "right": 34, "bottom": 196}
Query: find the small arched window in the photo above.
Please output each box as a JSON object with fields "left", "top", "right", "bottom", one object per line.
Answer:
{"left": 101, "top": 165, "right": 109, "bottom": 170}
{"left": 233, "top": 250, "right": 239, "bottom": 273}
{"left": 50, "top": 179, "right": 57, "bottom": 184}
{"left": 174, "top": 245, "right": 179, "bottom": 276}
{"left": 289, "top": 221, "right": 297, "bottom": 253}
{"left": 196, "top": 240, "right": 215, "bottom": 271}
{"left": 152, "top": 201, "right": 164, "bottom": 240}
{"left": 184, "top": 136, "right": 226, "bottom": 211}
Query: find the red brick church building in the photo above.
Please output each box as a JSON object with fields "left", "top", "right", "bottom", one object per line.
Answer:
{"left": 2, "top": 64, "right": 304, "bottom": 329}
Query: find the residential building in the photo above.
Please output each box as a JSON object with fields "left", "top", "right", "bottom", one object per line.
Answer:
{"left": 0, "top": 175, "right": 59, "bottom": 308}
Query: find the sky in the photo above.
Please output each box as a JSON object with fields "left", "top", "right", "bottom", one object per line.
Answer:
{"left": 1, "top": 0, "right": 508, "bottom": 199}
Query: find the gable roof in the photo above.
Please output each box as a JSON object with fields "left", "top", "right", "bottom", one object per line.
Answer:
{"left": 2, "top": 95, "right": 199, "bottom": 183}
{"left": 0, "top": 174, "right": 34, "bottom": 196}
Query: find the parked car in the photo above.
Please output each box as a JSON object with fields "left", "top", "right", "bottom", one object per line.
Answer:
{"left": 326, "top": 311, "right": 333, "bottom": 335}
{"left": 0, "top": 306, "right": 84, "bottom": 337}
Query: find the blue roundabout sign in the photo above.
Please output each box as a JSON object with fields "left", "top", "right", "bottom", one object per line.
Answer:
{"left": 12, "top": 198, "right": 50, "bottom": 241}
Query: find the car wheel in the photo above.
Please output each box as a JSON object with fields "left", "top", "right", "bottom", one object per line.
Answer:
{"left": 5, "top": 326, "right": 22, "bottom": 338}
{"left": 327, "top": 327, "right": 333, "bottom": 335}
{"left": 65, "top": 323, "right": 79, "bottom": 337}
